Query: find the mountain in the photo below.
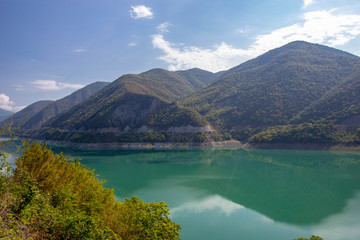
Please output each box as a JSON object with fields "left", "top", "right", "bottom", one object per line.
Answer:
{"left": 19, "top": 82, "right": 109, "bottom": 130}
{"left": 2, "top": 100, "right": 54, "bottom": 128}
{"left": 6, "top": 82, "right": 109, "bottom": 133}
{"left": 183, "top": 41, "right": 360, "bottom": 129}
{"left": 175, "top": 68, "right": 218, "bottom": 89}
{"left": 0, "top": 108, "right": 13, "bottom": 122}
{"left": 19, "top": 41, "right": 360, "bottom": 146}
{"left": 292, "top": 68, "right": 360, "bottom": 126}
{"left": 44, "top": 68, "right": 216, "bottom": 132}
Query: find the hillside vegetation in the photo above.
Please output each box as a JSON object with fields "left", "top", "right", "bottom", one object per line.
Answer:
{"left": 22, "top": 82, "right": 109, "bottom": 130}
{"left": 42, "top": 68, "right": 215, "bottom": 131}
{"left": 3, "top": 100, "right": 54, "bottom": 129}
{"left": 293, "top": 68, "right": 360, "bottom": 125}
{"left": 10, "top": 41, "right": 360, "bottom": 147}
{"left": 183, "top": 41, "right": 360, "bottom": 129}
{"left": 0, "top": 141, "right": 181, "bottom": 239}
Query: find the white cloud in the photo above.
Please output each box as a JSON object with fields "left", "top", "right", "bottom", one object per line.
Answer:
{"left": 128, "top": 42, "right": 137, "bottom": 47}
{"left": 13, "top": 84, "right": 25, "bottom": 91}
{"left": 72, "top": 48, "right": 87, "bottom": 53}
{"left": 152, "top": 9, "right": 360, "bottom": 72}
{"left": 0, "top": 93, "right": 25, "bottom": 112}
{"left": 157, "top": 22, "right": 172, "bottom": 33}
{"left": 32, "top": 80, "right": 84, "bottom": 91}
{"left": 252, "top": 9, "right": 360, "bottom": 53}
{"left": 152, "top": 34, "right": 251, "bottom": 72}
{"left": 129, "top": 5, "right": 153, "bottom": 19}
{"left": 303, "top": 0, "right": 314, "bottom": 8}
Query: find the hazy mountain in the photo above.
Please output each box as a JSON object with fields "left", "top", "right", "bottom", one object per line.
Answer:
{"left": 0, "top": 108, "right": 13, "bottom": 122}
{"left": 183, "top": 41, "right": 360, "bottom": 129}
{"left": 3, "top": 100, "right": 54, "bottom": 128}
{"left": 12, "top": 82, "right": 109, "bottom": 131}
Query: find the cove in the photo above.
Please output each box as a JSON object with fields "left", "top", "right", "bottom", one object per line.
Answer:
{"left": 50, "top": 146, "right": 360, "bottom": 240}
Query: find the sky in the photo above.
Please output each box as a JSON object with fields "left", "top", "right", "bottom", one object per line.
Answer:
{"left": 1, "top": 0, "right": 360, "bottom": 112}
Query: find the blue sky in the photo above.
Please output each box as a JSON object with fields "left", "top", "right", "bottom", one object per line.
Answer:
{"left": 1, "top": 0, "right": 360, "bottom": 112}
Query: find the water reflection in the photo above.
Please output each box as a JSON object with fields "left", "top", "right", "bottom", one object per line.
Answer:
{"left": 314, "top": 191, "right": 360, "bottom": 240}
{"left": 171, "top": 195, "right": 244, "bottom": 216}
{"left": 47, "top": 146, "right": 360, "bottom": 239}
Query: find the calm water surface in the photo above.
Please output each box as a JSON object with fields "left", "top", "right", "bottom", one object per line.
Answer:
{"left": 48, "top": 146, "right": 360, "bottom": 240}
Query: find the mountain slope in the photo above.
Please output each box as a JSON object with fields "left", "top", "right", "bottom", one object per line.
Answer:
{"left": 175, "top": 68, "right": 217, "bottom": 89}
{"left": 292, "top": 68, "right": 360, "bottom": 125}
{"left": 18, "top": 82, "right": 109, "bottom": 131}
{"left": 46, "top": 68, "right": 215, "bottom": 131}
{"left": 3, "top": 100, "right": 54, "bottom": 128}
{"left": 0, "top": 108, "right": 13, "bottom": 122}
{"left": 20, "top": 41, "right": 360, "bottom": 146}
{"left": 183, "top": 41, "right": 360, "bottom": 129}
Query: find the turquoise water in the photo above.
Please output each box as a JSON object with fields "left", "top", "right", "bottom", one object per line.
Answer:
{"left": 45, "top": 146, "right": 360, "bottom": 239}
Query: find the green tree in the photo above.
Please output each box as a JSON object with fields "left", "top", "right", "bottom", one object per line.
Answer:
{"left": 294, "top": 235, "right": 323, "bottom": 240}
{"left": 1, "top": 141, "right": 182, "bottom": 239}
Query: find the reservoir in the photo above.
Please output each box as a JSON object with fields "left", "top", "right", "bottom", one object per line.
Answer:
{"left": 43, "top": 146, "right": 360, "bottom": 239}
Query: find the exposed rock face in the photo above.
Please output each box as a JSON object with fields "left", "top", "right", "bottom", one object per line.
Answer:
{"left": 137, "top": 125, "right": 153, "bottom": 133}
{"left": 111, "top": 96, "right": 165, "bottom": 129}
{"left": 166, "top": 125, "right": 213, "bottom": 133}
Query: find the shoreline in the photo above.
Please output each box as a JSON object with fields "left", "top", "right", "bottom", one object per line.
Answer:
{"left": 39, "top": 139, "right": 246, "bottom": 150}
{"left": 22, "top": 138, "right": 360, "bottom": 151}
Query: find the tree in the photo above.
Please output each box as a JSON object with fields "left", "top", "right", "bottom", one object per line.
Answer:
{"left": 294, "top": 235, "right": 323, "bottom": 240}
{"left": 1, "top": 141, "right": 182, "bottom": 239}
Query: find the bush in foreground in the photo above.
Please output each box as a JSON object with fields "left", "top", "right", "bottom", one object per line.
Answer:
{"left": 0, "top": 141, "right": 181, "bottom": 239}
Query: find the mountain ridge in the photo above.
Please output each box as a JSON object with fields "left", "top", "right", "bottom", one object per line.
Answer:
{"left": 14, "top": 41, "right": 360, "bottom": 148}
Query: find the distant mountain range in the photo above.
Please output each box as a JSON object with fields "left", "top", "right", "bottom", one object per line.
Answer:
{"left": 0, "top": 108, "right": 13, "bottom": 122}
{"left": 3, "top": 82, "right": 108, "bottom": 131}
{"left": 6, "top": 41, "right": 360, "bottom": 148}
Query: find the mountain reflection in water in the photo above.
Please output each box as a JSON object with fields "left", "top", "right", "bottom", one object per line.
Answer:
{"left": 50, "top": 146, "right": 360, "bottom": 240}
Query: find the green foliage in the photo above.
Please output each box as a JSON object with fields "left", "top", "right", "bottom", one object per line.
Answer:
{"left": 249, "top": 123, "right": 360, "bottom": 144}
{"left": 293, "top": 68, "right": 360, "bottom": 124}
{"left": 44, "top": 68, "right": 215, "bottom": 131}
{"left": 230, "top": 128, "right": 260, "bottom": 142}
{"left": 1, "top": 141, "right": 182, "bottom": 239}
{"left": 146, "top": 104, "right": 208, "bottom": 129}
{"left": 293, "top": 235, "right": 323, "bottom": 240}
{"left": 117, "top": 196, "right": 181, "bottom": 240}
{"left": 183, "top": 41, "right": 360, "bottom": 129}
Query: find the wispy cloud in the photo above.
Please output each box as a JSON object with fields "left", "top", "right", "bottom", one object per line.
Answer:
{"left": 156, "top": 22, "right": 172, "bottom": 33}
{"left": 32, "top": 80, "right": 84, "bottom": 91}
{"left": 152, "top": 9, "right": 360, "bottom": 72}
{"left": 303, "top": 0, "right": 314, "bottom": 9}
{"left": 13, "top": 84, "right": 25, "bottom": 91}
{"left": 128, "top": 42, "right": 137, "bottom": 47}
{"left": 72, "top": 48, "right": 87, "bottom": 53}
{"left": 253, "top": 9, "right": 360, "bottom": 52}
{"left": 129, "top": 5, "right": 153, "bottom": 19}
{"left": 0, "top": 93, "right": 25, "bottom": 112}
{"left": 152, "top": 34, "right": 251, "bottom": 72}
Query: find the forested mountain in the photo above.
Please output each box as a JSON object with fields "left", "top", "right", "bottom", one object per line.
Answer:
{"left": 22, "top": 82, "right": 109, "bottom": 130}
{"left": 292, "top": 68, "right": 360, "bottom": 125}
{"left": 175, "top": 68, "right": 218, "bottom": 89}
{"left": 183, "top": 41, "right": 360, "bottom": 129}
{"left": 3, "top": 100, "right": 54, "bottom": 128}
{"left": 16, "top": 41, "right": 360, "bottom": 147}
{"left": 10, "top": 82, "right": 109, "bottom": 131}
{"left": 43, "top": 68, "right": 215, "bottom": 132}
